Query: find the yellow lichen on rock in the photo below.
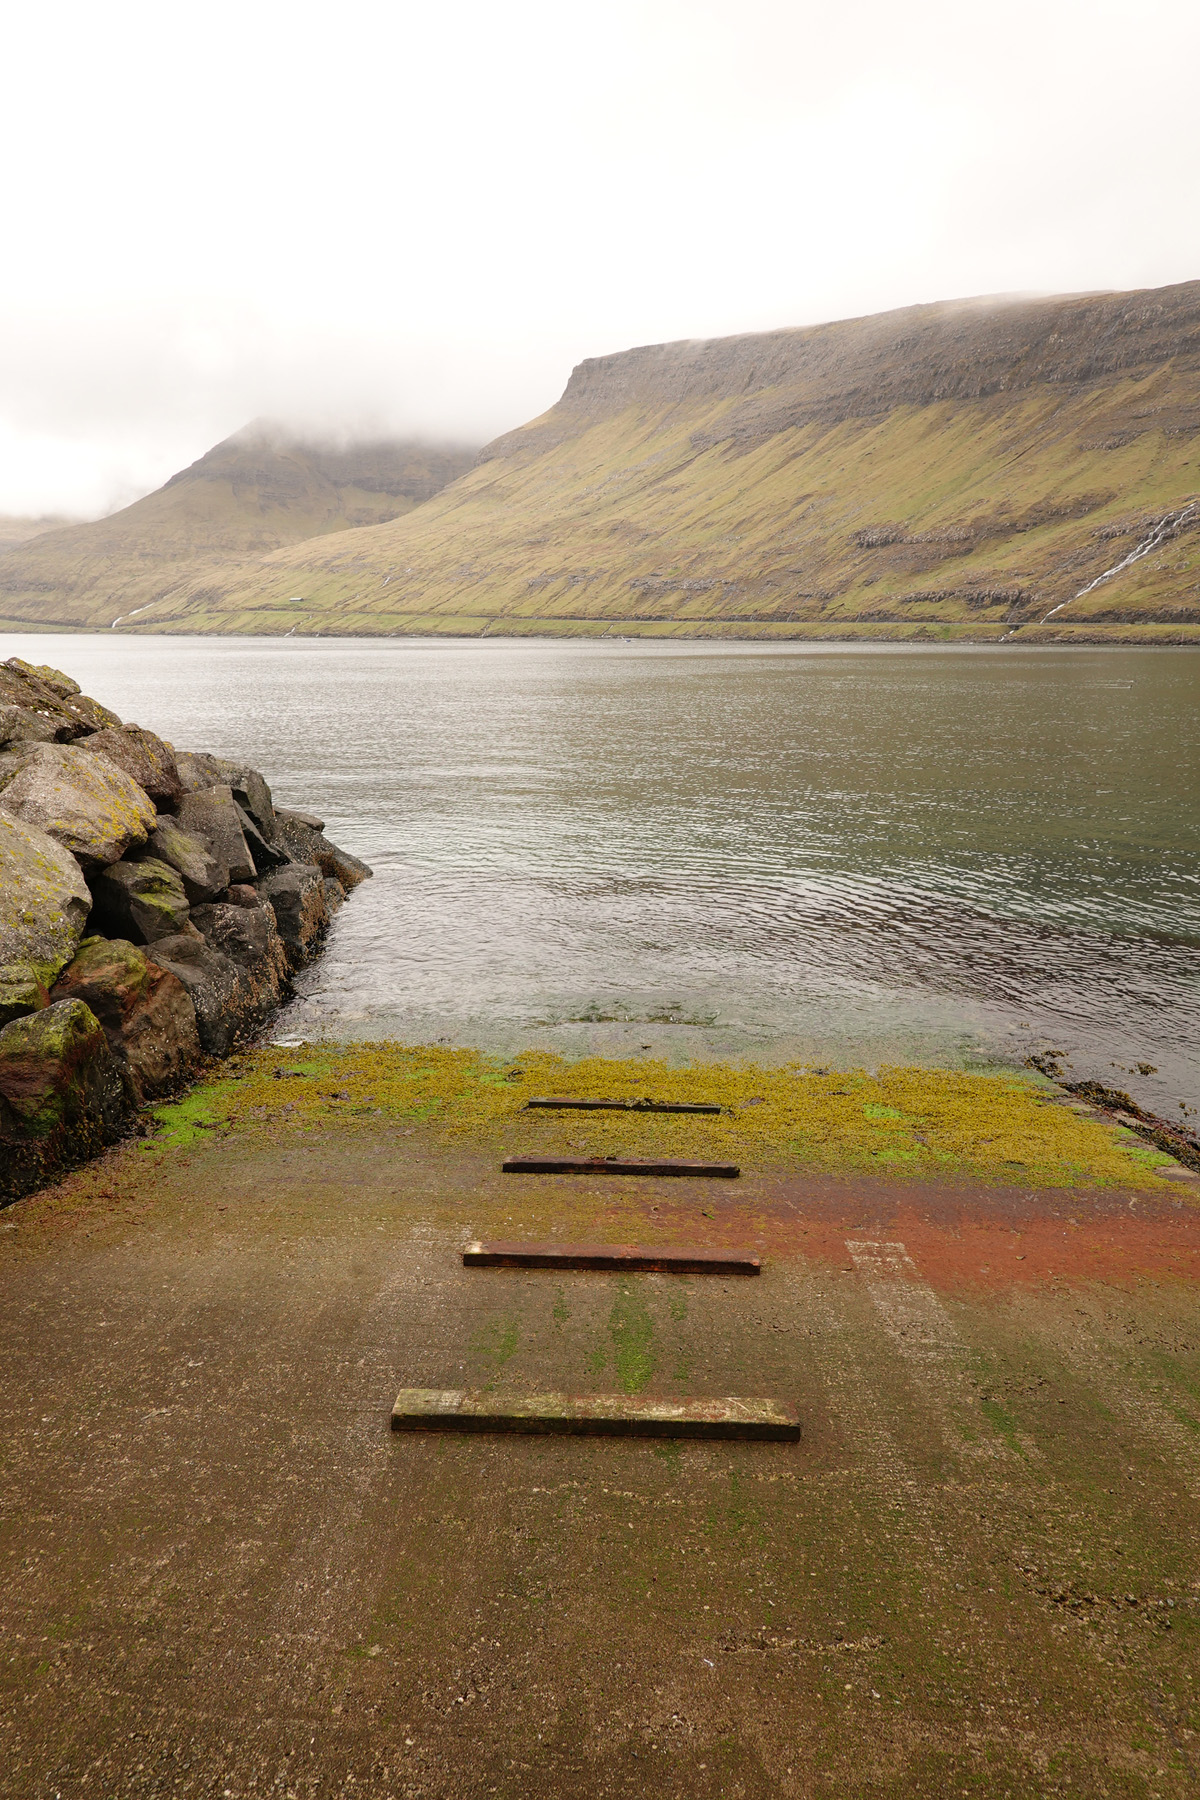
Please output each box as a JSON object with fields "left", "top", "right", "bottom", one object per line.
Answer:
{"left": 0, "top": 742, "right": 157, "bottom": 867}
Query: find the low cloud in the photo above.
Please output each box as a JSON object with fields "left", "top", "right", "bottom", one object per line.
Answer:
{"left": 1, "top": 0, "right": 1197, "bottom": 516}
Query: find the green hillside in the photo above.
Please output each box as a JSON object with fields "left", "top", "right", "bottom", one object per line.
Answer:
{"left": 5, "top": 285, "right": 1200, "bottom": 642}
{"left": 0, "top": 427, "right": 478, "bottom": 631}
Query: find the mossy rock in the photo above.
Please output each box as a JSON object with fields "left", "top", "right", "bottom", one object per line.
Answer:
{"left": 0, "top": 810, "right": 92, "bottom": 1005}
{"left": 0, "top": 998, "right": 132, "bottom": 1201}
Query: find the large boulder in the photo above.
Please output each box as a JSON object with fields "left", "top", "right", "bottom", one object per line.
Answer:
{"left": 80, "top": 725, "right": 183, "bottom": 808}
{"left": 144, "top": 932, "right": 242, "bottom": 1056}
{"left": 0, "top": 999, "right": 132, "bottom": 1201}
{"left": 0, "top": 741, "right": 156, "bottom": 868}
{"left": 257, "top": 863, "right": 329, "bottom": 969}
{"left": 89, "top": 857, "right": 192, "bottom": 943}
{"left": 230, "top": 769, "right": 276, "bottom": 842}
{"left": 142, "top": 816, "right": 226, "bottom": 903}
{"left": 176, "top": 750, "right": 277, "bottom": 842}
{"left": 274, "top": 809, "right": 372, "bottom": 893}
{"left": 233, "top": 801, "right": 289, "bottom": 874}
{"left": 0, "top": 658, "right": 123, "bottom": 738}
{"left": 147, "top": 912, "right": 284, "bottom": 1056}
{"left": 0, "top": 811, "right": 93, "bottom": 1023}
{"left": 0, "top": 705, "right": 61, "bottom": 747}
{"left": 175, "top": 749, "right": 234, "bottom": 793}
{"left": 190, "top": 899, "right": 288, "bottom": 992}
{"left": 177, "top": 786, "right": 256, "bottom": 887}
{"left": 51, "top": 936, "right": 199, "bottom": 1100}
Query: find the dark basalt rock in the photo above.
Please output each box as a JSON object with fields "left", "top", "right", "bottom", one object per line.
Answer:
{"left": 141, "top": 817, "right": 226, "bottom": 904}
{"left": 146, "top": 919, "right": 282, "bottom": 1058}
{"left": 177, "top": 786, "right": 256, "bottom": 888}
{"left": 233, "top": 801, "right": 289, "bottom": 874}
{"left": 274, "top": 811, "right": 372, "bottom": 892}
{"left": 90, "top": 857, "right": 193, "bottom": 944}
{"left": 2, "top": 661, "right": 372, "bottom": 1201}
{"left": 256, "top": 864, "right": 329, "bottom": 970}
{"left": 175, "top": 753, "right": 276, "bottom": 842}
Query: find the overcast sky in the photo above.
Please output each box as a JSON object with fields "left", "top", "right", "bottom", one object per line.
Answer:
{"left": 2, "top": 0, "right": 1197, "bottom": 517}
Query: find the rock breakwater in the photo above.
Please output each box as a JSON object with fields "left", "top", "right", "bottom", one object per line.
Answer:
{"left": 0, "top": 656, "right": 371, "bottom": 1200}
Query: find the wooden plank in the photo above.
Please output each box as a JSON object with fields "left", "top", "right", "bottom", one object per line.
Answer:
{"left": 463, "top": 1239, "right": 760, "bottom": 1275}
{"left": 527, "top": 1096, "right": 721, "bottom": 1114}
{"left": 501, "top": 1155, "right": 740, "bottom": 1178}
{"left": 390, "top": 1387, "right": 799, "bottom": 1441}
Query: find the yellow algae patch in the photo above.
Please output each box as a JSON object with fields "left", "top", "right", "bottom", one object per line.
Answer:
{"left": 146, "top": 1045, "right": 1181, "bottom": 1190}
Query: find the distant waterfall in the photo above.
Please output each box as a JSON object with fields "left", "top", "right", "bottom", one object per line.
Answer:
{"left": 1039, "top": 498, "right": 1199, "bottom": 624}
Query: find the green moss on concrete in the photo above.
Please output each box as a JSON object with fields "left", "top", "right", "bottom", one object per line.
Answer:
{"left": 136, "top": 1044, "right": 1182, "bottom": 1190}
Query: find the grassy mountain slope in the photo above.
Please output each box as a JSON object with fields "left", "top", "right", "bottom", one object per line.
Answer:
{"left": 0, "top": 428, "right": 479, "bottom": 630}
{"left": 8, "top": 285, "right": 1200, "bottom": 643}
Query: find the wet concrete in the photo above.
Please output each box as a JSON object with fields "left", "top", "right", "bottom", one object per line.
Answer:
{"left": 2, "top": 1125, "right": 1199, "bottom": 1797}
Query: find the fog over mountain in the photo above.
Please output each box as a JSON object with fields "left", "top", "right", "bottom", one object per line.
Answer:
{"left": 1, "top": 0, "right": 1198, "bottom": 517}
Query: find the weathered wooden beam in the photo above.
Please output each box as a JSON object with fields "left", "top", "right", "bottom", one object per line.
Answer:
{"left": 462, "top": 1239, "right": 760, "bottom": 1275}
{"left": 501, "top": 1155, "right": 740, "bottom": 1178}
{"left": 390, "top": 1387, "right": 799, "bottom": 1441}
{"left": 527, "top": 1096, "right": 721, "bottom": 1114}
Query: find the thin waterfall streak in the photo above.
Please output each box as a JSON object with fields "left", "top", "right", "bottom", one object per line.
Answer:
{"left": 1038, "top": 499, "right": 1199, "bottom": 624}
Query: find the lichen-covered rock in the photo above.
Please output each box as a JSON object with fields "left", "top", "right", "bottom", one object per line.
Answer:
{"left": 0, "top": 742, "right": 156, "bottom": 868}
{"left": 5, "top": 659, "right": 81, "bottom": 699}
{"left": 177, "top": 786, "right": 256, "bottom": 887}
{"left": 143, "top": 816, "right": 226, "bottom": 903}
{"left": 0, "top": 705, "right": 61, "bottom": 747}
{"left": 0, "top": 965, "right": 50, "bottom": 1029}
{"left": 257, "top": 863, "right": 330, "bottom": 969}
{"left": 0, "top": 811, "right": 93, "bottom": 1011}
{"left": 81, "top": 725, "right": 183, "bottom": 808}
{"left": 175, "top": 749, "right": 234, "bottom": 793}
{"left": 274, "top": 810, "right": 372, "bottom": 892}
{"left": 146, "top": 921, "right": 281, "bottom": 1056}
{"left": 0, "top": 658, "right": 123, "bottom": 738}
{"left": 89, "top": 857, "right": 193, "bottom": 943}
{"left": 51, "top": 936, "right": 199, "bottom": 1100}
{"left": 0, "top": 998, "right": 132, "bottom": 1200}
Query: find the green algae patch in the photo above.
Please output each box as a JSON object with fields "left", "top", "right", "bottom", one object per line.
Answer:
{"left": 138, "top": 1043, "right": 1178, "bottom": 1189}
{"left": 607, "top": 1285, "right": 657, "bottom": 1393}
{"left": 146, "top": 1086, "right": 235, "bottom": 1148}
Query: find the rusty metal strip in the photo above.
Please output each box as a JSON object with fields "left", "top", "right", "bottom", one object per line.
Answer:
{"left": 501, "top": 1155, "right": 740, "bottom": 1178}
{"left": 390, "top": 1387, "right": 799, "bottom": 1441}
{"left": 463, "top": 1239, "right": 760, "bottom": 1275}
{"left": 527, "top": 1096, "right": 721, "bottom": 1114}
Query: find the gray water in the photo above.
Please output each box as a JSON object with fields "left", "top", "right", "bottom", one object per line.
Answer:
{"left": 7, "top": 634, "right": 1198, "bottom": 1122}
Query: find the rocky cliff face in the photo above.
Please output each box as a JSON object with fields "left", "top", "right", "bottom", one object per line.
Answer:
{"left": 0, "top": 656, "right": 371, "bottom": 1201}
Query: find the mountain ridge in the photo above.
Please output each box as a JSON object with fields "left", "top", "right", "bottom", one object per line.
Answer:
{"left": 0, "top": 427, "right": 479, "bottom": 629}
{"left": 4, "top": 284, "right": 1199, "bottom": 642}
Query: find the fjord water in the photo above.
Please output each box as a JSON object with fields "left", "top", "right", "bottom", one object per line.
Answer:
{"left": 9, "top": 635, "right": 1198, "bottom": 1119}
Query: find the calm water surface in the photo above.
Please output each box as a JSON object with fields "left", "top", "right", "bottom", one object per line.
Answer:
{"left": 8, "top": 635, "right": 1198, "bottom": 1119}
